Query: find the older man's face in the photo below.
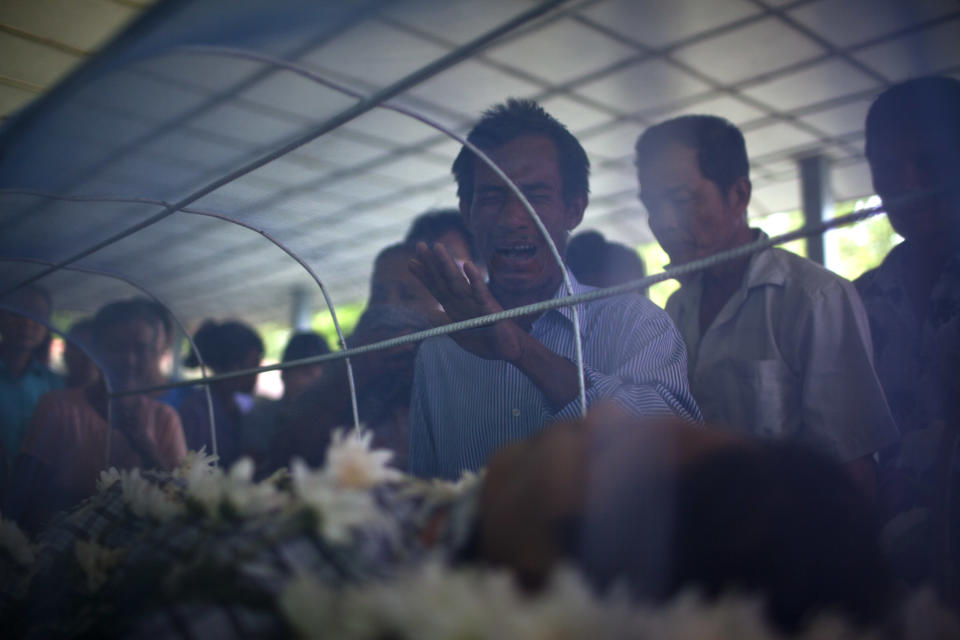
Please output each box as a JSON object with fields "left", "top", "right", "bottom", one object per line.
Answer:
{"left": 465, "top": 135, "right": 584, "bottom": 303}
{"left": 638, "top": 143, "right": 746, "bottom": 267}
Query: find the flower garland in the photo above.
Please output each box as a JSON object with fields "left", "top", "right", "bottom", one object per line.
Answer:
{"left": 2, "top": 428, "right": 958, "bottom": 640}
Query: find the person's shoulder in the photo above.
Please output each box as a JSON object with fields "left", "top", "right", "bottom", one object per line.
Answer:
{"left": 583, "top": 290, "right": 676, "bottom": 335}
{"left": 767, "top": 248, "right": 857, "bottom": 300}
{"left": 142, "top": 394, "right": 183, "bottom": 425}
{"left": 418, "top": 335, "right": 459, "bottom": 359}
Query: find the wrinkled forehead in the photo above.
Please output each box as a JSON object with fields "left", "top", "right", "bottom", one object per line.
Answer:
{"left": 637, "top": 143, "right": 704, "bottom": 190}
{"left": 473, "top": 135, "right": 563, "bottom": 190}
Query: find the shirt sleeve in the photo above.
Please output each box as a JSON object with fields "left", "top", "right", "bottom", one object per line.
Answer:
{"left": 407, "top": 348, "right": 439, "bottom": 478}
{"left": 795, "top": 279, "right": 899, "bottom": 461}
{"left": 551, "top": 300, "right": 702, "bottom": 423}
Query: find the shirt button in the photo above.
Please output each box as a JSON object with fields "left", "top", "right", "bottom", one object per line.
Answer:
{"left": 512, "top": 408, "right": 521, "bottom": 417}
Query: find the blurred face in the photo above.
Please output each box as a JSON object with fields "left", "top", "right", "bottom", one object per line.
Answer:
{"left": 96, "top": 319, "right": 159, "bottom": 392}
{"left": 369, "top": 251, "right": 441, "bottom": 320}
{"left": 637, "top": 143, "right": 749, "bottom": 266}
{"left": 0, "top": 290, "right": 51, "bottom": 353}
{"left": 867, "top": 128, "right": 960, "bottom": 242}
{"left": 228, "top": 347, "right": 262, "bottom": 396}
{"left": 281, "top": 364, "right": 323, "bottom": 401}
{"left": 464, "top": 135, "right": 585, "bottom": 302}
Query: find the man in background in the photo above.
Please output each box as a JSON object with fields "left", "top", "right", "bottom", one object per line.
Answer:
{"left": 634, "top": 114, "right": 897, "bottom": 498}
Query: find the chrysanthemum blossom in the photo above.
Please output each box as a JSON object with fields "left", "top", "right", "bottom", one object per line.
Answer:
{"left": 120, "top": 469, "right": 184, "bottom": 522}
{"left": 323, "top": 428, "right": 403, "bottom": 490}
{"left": 96, "top": 467, "right": 122, "bottom": 493}
{"left": 173, "top": 447, "right": 219, "bottom": 480}
{"left": 290, "top": 458, "right": 385, "bottom": 544}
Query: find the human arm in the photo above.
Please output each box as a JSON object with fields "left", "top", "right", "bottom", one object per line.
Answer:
{"left": 551, "top": 301, "right": 702, "bottom": 423}
{"left": 409, "top": 242, "right": 584, "bottom": 409}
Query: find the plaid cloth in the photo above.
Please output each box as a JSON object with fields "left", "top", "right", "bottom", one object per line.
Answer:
{"left": 2, "top": 471, "right": 481, "bottom": 639}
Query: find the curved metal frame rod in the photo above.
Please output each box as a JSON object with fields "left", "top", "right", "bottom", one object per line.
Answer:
{"left": 0, "top": 304, "right": 116, "bottom": 468}
{"left": 1, "top": 256, "right": 219, "bottom": 461}
{"left": 0, "top": 0, "right": 569, "bottom": 301}
{"left": 164, "top": 45, "right": 588, "bottom": 415}
{"left": 0, "top": 190, "right": 360, "bottom": 431}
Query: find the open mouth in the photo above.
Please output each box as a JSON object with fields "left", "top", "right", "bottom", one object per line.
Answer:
{"left": 496, "top": 244, "right": 537, "bottom": 259}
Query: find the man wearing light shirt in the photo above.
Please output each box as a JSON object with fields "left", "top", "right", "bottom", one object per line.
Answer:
{"left": 634, "top": 114, "right": 898, "bottom": 498}
{"left": 407, "top": 99, "right": 700, "bottom": 480}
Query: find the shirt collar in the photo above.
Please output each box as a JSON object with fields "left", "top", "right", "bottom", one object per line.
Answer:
{"left": 545, "top": 268, "right": 592, "bottom": 333}
{"left": 741, "top": 230, "right": 789, "bottom": 290}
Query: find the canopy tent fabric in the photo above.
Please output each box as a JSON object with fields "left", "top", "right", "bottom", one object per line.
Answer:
{"left": 1, "top": 0, "right": 959, "bottom": 332}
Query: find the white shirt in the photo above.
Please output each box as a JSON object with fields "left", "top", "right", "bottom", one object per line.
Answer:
{"left": 666, "top": 237, "right": 898, "bottom": 462}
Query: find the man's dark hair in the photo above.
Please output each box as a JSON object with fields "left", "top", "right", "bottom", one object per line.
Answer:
{"left": 184, "top": 319, "right": 263, "bottom": 373}
{"left": 404, "top": 209, "right": 480, "bottom": 261}
{"left": 282, "top": 332, "right": 330, "bottom": 364}
{"left": 92, "top": 299, "right": 162, "bottom": 347}
{"left": 452, "top": 98, "right": 590, "bottom": 207}
{"left": 635, "top": 115, "right": 749, "bottom": 192}
{"left": 865, "top": 75, "right": 960, "bottom": 157}
{"left": 566, "top": 230, "right": 646, "bottom": 289}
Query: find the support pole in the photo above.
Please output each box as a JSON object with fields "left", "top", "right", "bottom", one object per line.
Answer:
{"left": 290, "top": 286, "right": 312, "bottom": 332}
{"left": 798, "top": 154, "right": 833, "bottom": 266}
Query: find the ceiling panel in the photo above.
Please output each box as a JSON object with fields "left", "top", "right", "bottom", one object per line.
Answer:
{"left": 739, "top": 59, "right": 880, "bottom": 112}
{"left": 303, "top": 20, "right": 450, "bottom": 89}
{"left": 796, "top": 98, "right": 874, "bottom": 137}
{"left": 852, "top": 18, "right": 960, "bottom": 80}
{"left": 1, "top": 0, "right": 956, "bottom": 325}
{"left": 788, "top": 0, "right": 958, "bottom": 47}
{"left": 577, "top": 59, "right": 712, "bottom": 115}
{"left": 485, "top": 18, "right": 638, "bottom": 84}
{"left": 579, "top": 0, "right": 761, "bottom": 49}
{"left": 671, "top": 17, "right": 825, "bottom": 84}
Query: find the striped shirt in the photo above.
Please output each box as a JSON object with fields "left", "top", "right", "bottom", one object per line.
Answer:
{"left": 408, "top": 273, "right": 702, "bottom": 479}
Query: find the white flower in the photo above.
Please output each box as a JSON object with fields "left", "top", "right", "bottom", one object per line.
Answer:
{"left": 290, "top": 458, "right": 386, "bottom": 544}
{"left": 120, "top": 469, "right": 184, "bottom": 522}
{"left": 0, "top": 512, "right": 37, "bottom": 566}
{"left": 74, "top": 540, "right": 125, "bottom": 592}
{"left": 424, "top": 469, "right": 485, "bottom": 500}
{"left": 323, "top": 428, "right": 403, "bottom": 489}
{"left": 173, "top": 447, "right": 219, "bottom": 479}
{"left": 182, "top": 457, "right": 287, "bottom": 519}
{"left": 221, "top": 457, "right": 288, "bottom": 517}
{"left": 635, "top": 591, "right": 780, "bottom": 640}
{"left": 96, "top": 467, "right": 122, "bottom": 492}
